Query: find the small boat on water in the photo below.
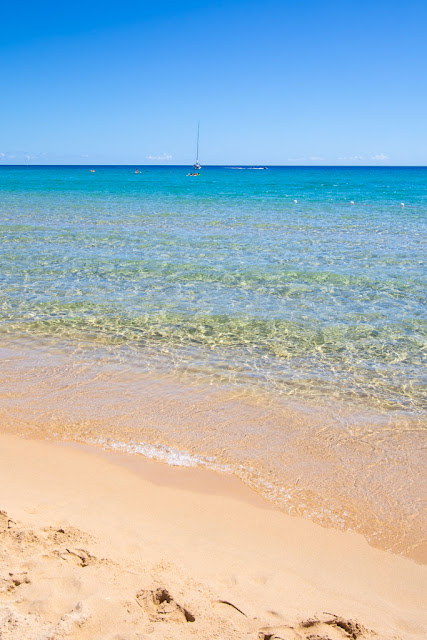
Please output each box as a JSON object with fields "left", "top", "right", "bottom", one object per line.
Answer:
{"left": 188, "top": 122, "right": 201, "bottom": 175}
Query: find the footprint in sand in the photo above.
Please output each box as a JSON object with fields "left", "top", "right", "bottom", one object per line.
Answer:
{"left": 258, "top": 614, "right": 368, "bottom": 639}
{"left": 136, "top": 587, "right": 195, "bottom": 623}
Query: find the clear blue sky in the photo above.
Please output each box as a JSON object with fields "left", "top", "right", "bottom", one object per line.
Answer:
{"left": 1, "top": 0, "right": 426, "bottom": 165}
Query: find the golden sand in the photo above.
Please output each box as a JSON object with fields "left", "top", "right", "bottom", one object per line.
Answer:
{"left": 0, "top": 433, "right": 426, "bottom": 639}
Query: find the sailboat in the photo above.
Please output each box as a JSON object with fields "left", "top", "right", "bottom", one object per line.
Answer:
{"left": 193, "top": 121, "right": 201, "bottom": 170}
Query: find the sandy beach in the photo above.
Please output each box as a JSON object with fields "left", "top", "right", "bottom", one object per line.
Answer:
{"left": 2, "top": 0, "right": 427, "bottom": 635}
{"left": 0, "top": 432, "right": 425, "bottom": 640}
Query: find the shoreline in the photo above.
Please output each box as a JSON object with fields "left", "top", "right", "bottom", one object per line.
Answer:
{"left": 64, "top": 439, "right": 276, "bottom": 510}
{"left": 0, "top": 337, "right": 425, "bottom": 563}
{"left": 0, "top": 432, "right": 426, "bottom": 639}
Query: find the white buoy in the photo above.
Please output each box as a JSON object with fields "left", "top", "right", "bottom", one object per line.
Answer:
{"left": 401, "top": 202, "right": 405, "bottom": 207}
{"left": 294, "top": 199, "right": 298, "bottom": 203}
{"left": 350, "top": 201, "right": 355, "bottom": 205}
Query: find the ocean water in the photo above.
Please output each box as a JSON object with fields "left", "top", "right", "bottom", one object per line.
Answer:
{"left": 0, "top": 165, "right": 426, "bottom": 559}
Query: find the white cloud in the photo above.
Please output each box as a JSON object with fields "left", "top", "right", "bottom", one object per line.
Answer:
{"left": 338, "top": 155, "right": 365, "bottom": 161}
{"left": 287, "top": 156, "right": 323, "bottom": 163}
{"left": 146, "top": 153, "right": 172, "bottom": 161}
{"left": 371, "top": 153, "right": 389, "bottom": 161}
{"left": 0, "top": 150, "right": 45, "bottom": 162}
{"left": 81, "top": 154, "right": 89, "bottom": 158}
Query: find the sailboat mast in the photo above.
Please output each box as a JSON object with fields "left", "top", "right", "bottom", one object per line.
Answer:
{"left": 191, "top": 121, "right": 201, "bottom": 172}
{"left": 196, "top": 121, "right": 200, "bottom": 164}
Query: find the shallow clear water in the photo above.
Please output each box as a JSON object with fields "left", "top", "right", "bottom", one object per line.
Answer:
{"left": 0, "top": 165, "right": 426, "bottom": 559}
{"left": 1, "top": 165, "right": 426, "bottom": 412}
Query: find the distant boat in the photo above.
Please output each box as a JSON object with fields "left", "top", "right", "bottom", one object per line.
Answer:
{"left": 193, "top": 121, "right": 201, "bottom": 170}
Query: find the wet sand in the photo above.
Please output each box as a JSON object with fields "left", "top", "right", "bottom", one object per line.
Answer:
{"left": 0, "top": 341, "right": 425, "bottom": 562}
{"left": 0, "top": 432, "right": 426, "bottom": 640}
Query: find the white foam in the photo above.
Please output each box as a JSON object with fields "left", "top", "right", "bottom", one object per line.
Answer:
{"left": 86, "top": 436, "right": 230, "bottom": 471}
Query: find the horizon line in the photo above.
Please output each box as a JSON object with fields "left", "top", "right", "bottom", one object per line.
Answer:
{"left": 1, "top": 164, "right": 426, "bottom": 168}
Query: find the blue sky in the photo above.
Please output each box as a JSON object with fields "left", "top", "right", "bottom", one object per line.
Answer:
{"left": 1, "top": 0, "right": 426, "bottom": 165}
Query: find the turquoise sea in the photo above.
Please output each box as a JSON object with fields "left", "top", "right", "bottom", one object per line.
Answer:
{"left": 0, "top": 165, "right": 426, "bottom": 558}
{"left": 1, "top": 165, "right": 425, "bottom": 412}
